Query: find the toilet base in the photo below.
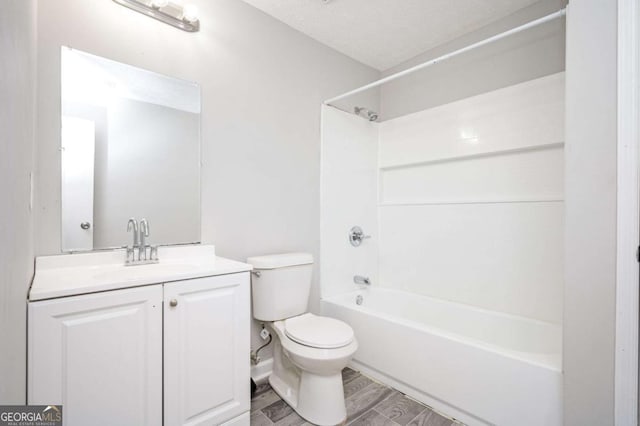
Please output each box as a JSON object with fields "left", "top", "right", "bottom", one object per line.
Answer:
{"left": 268, "top": 326, "right": 349, "bottom": 426}
{"left": 269, "top": 370, "right": 347, "bottom": 426}
{"left": 297, "top": 371, "right": 347, "bottom": 425}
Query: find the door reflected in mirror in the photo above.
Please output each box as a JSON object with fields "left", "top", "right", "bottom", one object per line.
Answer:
{"left": 60, "top": 47, "right": 201, "bottom": 252}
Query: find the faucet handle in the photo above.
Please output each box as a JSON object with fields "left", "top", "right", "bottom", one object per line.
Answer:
{"left": 349, "top": 226, "right": 371, "bottom": 247}
{"left": 150, "top": 245, "right": 159, "bottom": 261}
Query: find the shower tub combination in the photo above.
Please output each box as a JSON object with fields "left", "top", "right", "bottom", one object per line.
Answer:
{"left": 322, "top": 288, "right": 562, "bottom": 426}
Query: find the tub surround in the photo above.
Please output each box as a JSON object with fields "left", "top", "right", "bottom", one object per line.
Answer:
{"left": 377, "top": 73, "right": 564, "bottom": 324}
{"left": 321, "top": 73, "right": 564, "bottom": 324}
{"left": 320, "top": 105, "right": 379, "bottom": 300}
{"left": 319, "top": 74, "right": 565, "bottom": 425}
{"left": 29, "top": 244, "right": 251, "bottom": 300}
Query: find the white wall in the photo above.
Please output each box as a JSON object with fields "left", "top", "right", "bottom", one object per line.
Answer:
{"left": 0, "top": 0, "right": 37, "bottom": 404}
{"left": 564, "top": 1, "right": 618, "bottom": 424}
{"left": 380, "top": 0, "right": 566, "bottom": 121}
{"left": 377, "top": 73, "right": 564, "bottom": 324}
{"left": 34, "top": 0, "right": 378, "bottom": 365}
{"left": 320, "top": 105, "right": 378, "bottom": 298}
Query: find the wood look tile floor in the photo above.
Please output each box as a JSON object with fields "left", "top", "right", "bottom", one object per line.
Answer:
{"left": 250, "top": 368, "right": 463, "bottom": 426}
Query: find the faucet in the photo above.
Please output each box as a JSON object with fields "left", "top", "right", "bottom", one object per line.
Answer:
{"left": 127, "top": 217, "right": 139, "bottom": 246}
{"left": 126, "top": 218, "right": 139, "bottom": 263}
{"left": 139, "top": 218, "right": 149, "bottom": 260}
{"left": 354, "top": 275, "right": 370, "bottom": 286}
{"left": 349, "top": 226, "right": 371, "bottom": 247}
{"left": 125, "top": 217, "right": 158, "bottom": 265}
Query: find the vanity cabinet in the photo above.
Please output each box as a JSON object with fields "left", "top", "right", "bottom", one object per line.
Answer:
{"left": 164, "top": 274, "right": 250, "bottom": 426}
{"left": 28, "top": 285, "right": 163, "bottom": 426}
{"left": 28, "top": 271, "right": 250, "bottom": 426}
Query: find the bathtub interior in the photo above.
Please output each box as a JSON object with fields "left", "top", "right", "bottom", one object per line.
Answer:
{"left": 324, "top": 288, "right": 562, "bottom": 371}
{"left": 322, "top": 291, "right": 563, "bottom": 426}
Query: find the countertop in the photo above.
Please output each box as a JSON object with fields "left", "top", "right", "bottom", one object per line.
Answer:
{"left": 29, "top": 245, "right": 252, "bottom": 301}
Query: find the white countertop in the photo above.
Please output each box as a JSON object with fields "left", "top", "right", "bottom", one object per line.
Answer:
{"left": 29, "top": 245, "right": 252, "bottom": 301}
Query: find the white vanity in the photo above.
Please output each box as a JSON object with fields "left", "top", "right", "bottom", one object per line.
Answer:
{"left": 27, "top": 245, "right": 252, "bottom": 426}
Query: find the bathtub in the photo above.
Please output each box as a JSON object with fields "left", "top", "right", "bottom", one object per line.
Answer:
{"left": 321, "top": 288, "right": 562, "bottom": 426}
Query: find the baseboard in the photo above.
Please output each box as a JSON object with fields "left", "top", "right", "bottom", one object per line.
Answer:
{"left": 251, "top": 357, "right": 273, "bottom": 385}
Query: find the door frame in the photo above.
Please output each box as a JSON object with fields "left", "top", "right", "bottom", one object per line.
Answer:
{"left": 615, "top": 0, "right": 640, "bottom": 424}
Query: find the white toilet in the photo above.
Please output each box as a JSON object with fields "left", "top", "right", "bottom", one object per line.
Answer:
{"left": 248, "top": 253, "right": 358, "bottom": 426}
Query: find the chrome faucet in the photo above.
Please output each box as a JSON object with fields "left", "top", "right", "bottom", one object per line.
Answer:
{"left": 127, "top": 217, "right": 139, "bottom": 246}
{"left": 349, "top": 226, "right": 371, "bottom": 247}
{"left": 139, "top": 218, "right": 149, "bottom": 260}
{"left": 125, "top": 217, "right": 158, "bottom": 265}
{"left": 354, "top": 275, "right": 371, "bottom": 286}
{"left": 126, "top": 218, "right": 139, "bottom": 263}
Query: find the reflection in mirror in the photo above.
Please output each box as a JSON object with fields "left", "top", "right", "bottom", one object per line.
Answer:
{"left": 61, "top": 47, "right": 201, "bottom": 252}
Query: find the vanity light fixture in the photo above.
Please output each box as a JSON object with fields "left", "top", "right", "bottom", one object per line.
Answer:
{"left": 112, "top": 0, "right": 200, "bottom": 32}
{"left": 182, "top": 4, "right": 199, "bottom": 23}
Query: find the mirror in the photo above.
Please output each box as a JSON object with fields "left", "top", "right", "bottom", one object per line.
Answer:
{"left": 60, "top": 47, "right": 201, "bottom": 252}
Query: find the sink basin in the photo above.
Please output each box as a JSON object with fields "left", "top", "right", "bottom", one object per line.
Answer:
{"left": 93, "top": 263, "right": 197, "bottom": 281}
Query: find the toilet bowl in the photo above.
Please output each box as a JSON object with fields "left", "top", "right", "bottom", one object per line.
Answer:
{"left": 247, "top": 253, "right": 357, "bottom": 426}
{"left": 268, "top": 314, "right": 358, "bottom": 425}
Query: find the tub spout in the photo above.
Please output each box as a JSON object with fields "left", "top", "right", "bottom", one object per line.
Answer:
{"left": 354, "top": 275, "right": 370, "bottom": 285}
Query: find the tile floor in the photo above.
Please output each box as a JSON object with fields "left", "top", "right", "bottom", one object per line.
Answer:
{"left": 250, "top": 368, "right": 463, "bottom": 426}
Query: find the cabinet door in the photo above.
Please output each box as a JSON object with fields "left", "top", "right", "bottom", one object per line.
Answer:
{"left": 28, "top": 285, "right": 163, "bottom": 426}
{"left": 164, "top": 273, "right": 250, "bottom": 426}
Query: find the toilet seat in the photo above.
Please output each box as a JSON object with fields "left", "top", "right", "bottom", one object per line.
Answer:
{"left": 284, "top": 313, "right": 354, "bottom": 349}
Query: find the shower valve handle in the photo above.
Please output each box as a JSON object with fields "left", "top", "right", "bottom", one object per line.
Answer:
{"left": 349, "top": 226, "right": 371, "bottom": 247}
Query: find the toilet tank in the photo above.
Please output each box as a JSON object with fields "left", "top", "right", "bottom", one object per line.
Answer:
{"left": 247, "top": 253, "right": 313, "bottom": 321}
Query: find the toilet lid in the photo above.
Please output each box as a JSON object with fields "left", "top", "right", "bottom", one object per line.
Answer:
{"left": 284, "top": 314, "right": 354, "bottom": 349}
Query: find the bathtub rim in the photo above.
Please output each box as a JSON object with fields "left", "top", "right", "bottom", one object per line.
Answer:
{"left": 322, "top": 288, "right": 562, "bottom": 372}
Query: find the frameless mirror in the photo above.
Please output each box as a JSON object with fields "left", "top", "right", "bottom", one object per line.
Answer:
{"left": 61, "top": 47, "right": 201, "bottom": 252}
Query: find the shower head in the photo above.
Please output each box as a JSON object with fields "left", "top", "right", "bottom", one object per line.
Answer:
{"left": 354, "top": 106, "right": 379, "bottom": 122}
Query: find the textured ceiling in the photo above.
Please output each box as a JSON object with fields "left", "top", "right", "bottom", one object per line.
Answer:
{"left": 241, "top": 0, "right": 541, "bottom": 70}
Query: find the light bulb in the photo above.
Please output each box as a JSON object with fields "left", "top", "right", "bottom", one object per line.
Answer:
{"left": 182, "top": 4, "right": 198, "bottom": 23}
{"left": 151, "top": 0, "right": 169, "bottom": 8}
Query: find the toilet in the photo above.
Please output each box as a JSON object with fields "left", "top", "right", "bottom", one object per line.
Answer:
{"left": 247, "top": 253, "right": 358, "bottom": 426}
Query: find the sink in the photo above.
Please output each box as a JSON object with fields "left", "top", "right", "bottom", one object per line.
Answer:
{"left": 93, "top": 263, "right": 197, "bottom": 281}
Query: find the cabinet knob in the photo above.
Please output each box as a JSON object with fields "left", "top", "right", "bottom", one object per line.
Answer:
{"left": 169, "top": 299, "right": 178, "bottom": 307}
